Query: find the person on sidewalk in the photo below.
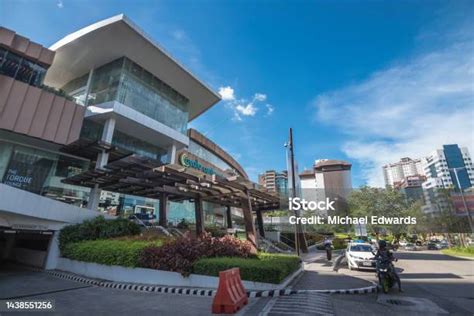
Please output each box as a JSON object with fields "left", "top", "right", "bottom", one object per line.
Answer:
{"left": 324, "top": 237, "right": 333, "bottom": 261}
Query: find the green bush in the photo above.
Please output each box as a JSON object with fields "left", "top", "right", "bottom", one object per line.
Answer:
{"left": 442, "top": 246, "right": 474, "bottom": 258}
{"left": 193, "top": 253, "right": 301, "bottom": 284}
{"left": 62, "top": 239, "right": 162, "bottom": 267}
{"left": 332, "top": 238, "right": 347, "bottom": 250}
{"left": 59, "top": 216, "right": 140, "bottom": 251}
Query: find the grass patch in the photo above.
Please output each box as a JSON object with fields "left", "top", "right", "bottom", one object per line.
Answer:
{"left": 193, "top": 253, "right": 301, "bottom": 284}
{"left": 442, "top": 246, "right": 474, "bottom": 258}
{"left": 62, "top": 239, "right": 162, "bottom": 267}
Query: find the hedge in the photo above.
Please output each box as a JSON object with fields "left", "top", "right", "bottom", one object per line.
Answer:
{"left": 62, "top": 239, "right": 162, "bottom": 267}
{"left": 442, "top": 246, "right": 474, "bottom": 258}
{"left": 193, "top": 253, "right": 301, "bottom": 284}
{"left": 59, "top": 216, "right": 141, "bottom": 251}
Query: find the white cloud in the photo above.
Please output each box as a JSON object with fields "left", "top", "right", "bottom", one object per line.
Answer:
{"left": 56, "top": 0, "right": 63, "bottom": 8}
{"left": 218, "top": 86, "right": 236, "bottom": 101}
{"left": 254, "top": 93, "right": 267, "bottom": 102}
{"left": 236, "top": 103, "right": 257, "bottom": 116}
{"left": 218, "top": 86, "right": 273, "bottom": 121}
{"left": 313, "top": 38, "right": 474, "bottom": 187}
{"left": 265, "top": 104, "right": 274, "bottom": 115}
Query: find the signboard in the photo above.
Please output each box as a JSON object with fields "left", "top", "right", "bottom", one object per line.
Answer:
{"left": 2, "top": 150, "right": 54, "bottom": 194}
{"left": 179, "top": 152, "right": 216, "bottom": 176}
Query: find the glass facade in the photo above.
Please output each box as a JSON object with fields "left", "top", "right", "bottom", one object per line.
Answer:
{"left": 0, "top": 48, "right": 47, "bottom": 87}
{"left": 444, "top": 144, "right": 471, "bottom": 190}
{"left": 62, "top": 57, "right": 190, "bottom": 133}
{"left": 0, "top": 139, "right": 90, "bottom": 207}
{"left": 79, "top": 120, "right": 168, "bottom": 162}
{"left": 188, "top": 140, "right": 237, "bottom": 175}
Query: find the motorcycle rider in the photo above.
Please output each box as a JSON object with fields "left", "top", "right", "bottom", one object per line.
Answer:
{"left": 373, "top": 240, "right": 402, "bottom": 292}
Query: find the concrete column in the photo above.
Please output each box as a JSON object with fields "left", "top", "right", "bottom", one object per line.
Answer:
{"left": 101, "top": 117, "right": 116, "bottom": 145}
{"left": 44, "top": 231, "right": 60, "bottom": 270}
{"left": 87, "top": 117, "right": 116, "bottom": 211}
{"left": 159, "top": 192, "right": 168, "bottom": 227}
{"left": 226, "top": 205, "right": 233, "bottom": 229}
{"left": 2, "top": 234, "right": 15, "bottom": 260}
{"left": 255, "top": 208, "right": 265, "bottom": 238}
{"left": 195, "top": 196, "right": 204, "bottom": 236}
{"left": 241, "top": 193, "right": 257, "bottom": 250}
{"left": 167, "top": 142, "right": 177, "bottom": 164}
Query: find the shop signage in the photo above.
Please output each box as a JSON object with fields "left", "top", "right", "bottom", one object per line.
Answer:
{"left": 179, "top": 153, "right": 215, "bottom": 175}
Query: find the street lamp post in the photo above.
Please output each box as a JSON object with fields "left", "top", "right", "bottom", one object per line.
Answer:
{"left": 285, "top": 128, "right": 308, "bottom": 255}
{"left": 450, "top": 167, "right": 474, "bottom": 234}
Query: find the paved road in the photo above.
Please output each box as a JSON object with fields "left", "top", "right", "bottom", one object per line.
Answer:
{"left": 1, "top": 250, "right": 472, "bottom": 315}
{"left": 1, "top": 266, "right": 215, "bottom": 315}
{"left": 248, "top": 249, "right": 474, "bottom": 315}
{"left": 334, "top": 249, "right": 474, "bottom": 315}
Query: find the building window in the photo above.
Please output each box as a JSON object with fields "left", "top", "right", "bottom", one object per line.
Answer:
{"left": 0, "top": 48, "right": 46, "bottom": 87}
{"left": 64, "top": 57, "right": 190, "bottom": 134}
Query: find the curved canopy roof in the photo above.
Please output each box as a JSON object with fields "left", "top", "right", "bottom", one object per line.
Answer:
{"left": 44, "top": 14, "right": 221, "bottom": 121}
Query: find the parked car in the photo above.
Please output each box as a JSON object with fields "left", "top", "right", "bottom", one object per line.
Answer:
{"left": 399, "top": 240, "right": 408, "bottom": 247}
{"left": 346, "top": 243, "right": 376, "bottom": 270}
{"left": 438, "top": 240, "right": 449, "bottom": 249}
{"left": 404, "top": 243, "right": 418, "bottom": 251}
{"left": 427, "top": 241, "right": 441, "bottom": 250}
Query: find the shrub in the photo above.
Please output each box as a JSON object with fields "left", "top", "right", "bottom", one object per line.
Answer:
{"left": 139, "top": 232, "right": 254, "bottom": 276}
{"left": 59, "top": 216, "right": 141, "bottom": 252}
{"left": 176, "top": 218, "right": 189, "bottom": 229}
{"left": 193, "top": 253, "right": 301, "bottom": 284}
{"left": 62, "top": 239, "right": 162, "bottom": 267}
{"left": 332, "top": 238, "right": 347, "bottom": 250}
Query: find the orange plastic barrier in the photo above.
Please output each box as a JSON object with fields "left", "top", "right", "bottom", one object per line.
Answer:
{"left": 212, "top": 268, "right": 248, "bottom": 314}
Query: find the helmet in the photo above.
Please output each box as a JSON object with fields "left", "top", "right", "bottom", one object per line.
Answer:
{"left": 378, "top": 240, "right": 387, "bottom": 249}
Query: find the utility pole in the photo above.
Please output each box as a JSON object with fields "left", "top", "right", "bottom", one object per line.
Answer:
{"left": 451, "top": 167, "right": 474, "bottom": 234}
{"left": 288, "top": 128, "right": 308, "bottom": 254}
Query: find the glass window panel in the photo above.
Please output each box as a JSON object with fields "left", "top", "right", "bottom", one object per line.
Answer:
{"left": 0, "top": 51, "right": 21, "bottom": 79}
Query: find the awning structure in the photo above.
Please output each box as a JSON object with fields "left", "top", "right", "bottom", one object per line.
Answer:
{"left": 61, "top": 139, "right": 134, "bottom": 163}
{"left": 62, "top": 155, "right": 280, "bottom": 245}
{"left": 63, "top": 155, "right": 279, "bottom": 210}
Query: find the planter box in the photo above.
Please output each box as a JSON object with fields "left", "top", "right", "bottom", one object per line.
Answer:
{"left": 56, "top": 258, "right": 302, "bottom": 291}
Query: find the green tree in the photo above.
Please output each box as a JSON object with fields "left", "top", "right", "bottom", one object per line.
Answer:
{"left": 348, "top": 186, "right": 421, "bottom": 242}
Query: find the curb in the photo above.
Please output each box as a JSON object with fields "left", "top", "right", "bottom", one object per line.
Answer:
{"left": 43, "top": 269, "right": 378, "bottom": 298}
{"left": 248, "top": 284, "right": 378, "bottom": 298}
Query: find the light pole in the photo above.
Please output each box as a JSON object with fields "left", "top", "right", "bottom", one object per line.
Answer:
{"left": 285, "top": 128, "right": 307, "bottom": 255}
{"left": 449, "top": 167, "right": 473, "bottom": 234}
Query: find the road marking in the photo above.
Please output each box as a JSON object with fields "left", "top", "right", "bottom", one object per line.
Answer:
{"left": 259, "top": 293, "right": 334, "bottom": 316}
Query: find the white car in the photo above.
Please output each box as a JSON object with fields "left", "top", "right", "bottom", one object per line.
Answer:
{"left": 346, "top": 243, "right": 376, "bottom": 270}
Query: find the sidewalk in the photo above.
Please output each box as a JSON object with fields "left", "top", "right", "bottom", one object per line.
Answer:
{"left": 290, "top": 250, "right": 374, "bottom": 290}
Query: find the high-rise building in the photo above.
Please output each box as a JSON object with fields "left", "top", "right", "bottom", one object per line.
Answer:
{"left": 383, "top": 157, "right": 424, "bottom": 187}
{"left": 422, "top": 145, "right": 474, "bottom": 214}
{"left": 299, "top": 159, "right": 352, "bottom": 215}
{"left": 394, "top": 175, "right": 426, "bottom": 204}
{"left": 259, "top": 170, "right": 288, "bottom": 197}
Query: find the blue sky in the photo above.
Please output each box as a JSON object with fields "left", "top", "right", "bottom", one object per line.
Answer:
{"left": 2, "top": 0, "right": 473, "bottom": 186}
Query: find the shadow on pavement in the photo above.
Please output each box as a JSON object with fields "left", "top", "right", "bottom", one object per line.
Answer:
{"left": 394, "top": 252, "right": 470, "bottom": 261}
{"left": 399, "top": 273, "right": 463, "bottom": 279}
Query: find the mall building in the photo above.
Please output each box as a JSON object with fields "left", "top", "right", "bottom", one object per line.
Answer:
{"left": 0, "top": 15, "right": 278, "bottom": 269}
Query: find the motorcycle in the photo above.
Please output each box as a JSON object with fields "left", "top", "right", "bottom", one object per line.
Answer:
{"left": 376, "top": 258, "right": 399, "bottom": 293}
